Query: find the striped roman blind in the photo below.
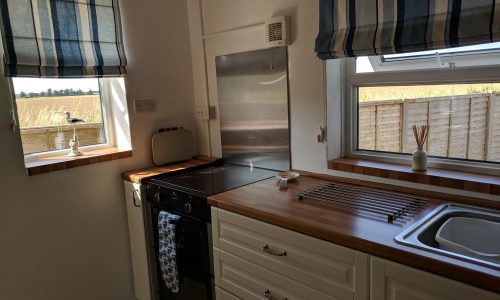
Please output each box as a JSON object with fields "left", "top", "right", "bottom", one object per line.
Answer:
{"left": 315, "top": 0, "right": 500, "bottom": 59}
{"left": 0, "top": 0, "right": 127, "bottom": 77}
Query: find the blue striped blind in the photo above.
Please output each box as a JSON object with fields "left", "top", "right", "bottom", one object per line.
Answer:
{"left": 0, "top": 0, "right": 127, "bottom": 77}
{"left": 315, "top": 0, "right": 500, "bottom": 59}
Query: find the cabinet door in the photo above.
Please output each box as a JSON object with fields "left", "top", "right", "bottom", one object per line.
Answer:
{"left": 124, "top": 181, "right": 152, "bottom": 300}
{"left": 212, "top": 207, "right": 369, "bottom": 300}
{"left": 371, "top": 257, "right": 499, "bottom": 300}
{"left": 216, "top": 286, "right": 241, "bottom": 300}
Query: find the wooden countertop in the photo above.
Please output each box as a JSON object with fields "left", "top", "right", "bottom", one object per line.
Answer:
{"left": 122, "top": 155, "right": 220, "bottom": 183}
{"left": 208, "top": 175, "right": 500, "bottom": 293}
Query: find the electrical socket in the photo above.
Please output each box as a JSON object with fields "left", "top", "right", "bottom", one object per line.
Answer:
{"left": 134, "top": 98, "right": 156, "bottom": 113}
{"left": 196, "top": 106, "right": 216, "bottom": 120}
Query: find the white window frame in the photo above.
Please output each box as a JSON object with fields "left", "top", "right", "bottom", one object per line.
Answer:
{"left": 339, "top": 59, "right": 500, "bottom": 176}
{"left": 10, "top": 78, "right": 118, "bottom": 162}
{"left": 367, "top": 50, "right": 500, "bottom": 72}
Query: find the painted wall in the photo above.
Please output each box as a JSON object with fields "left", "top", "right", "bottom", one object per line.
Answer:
{"left": 0, "top": 0, "right": 196, "bottom": 299}
{"left": 188, "top": 0, "right": 499, "bottom": 201}
{"left": 188, "top": 0, "right": 328, "bottom": 173}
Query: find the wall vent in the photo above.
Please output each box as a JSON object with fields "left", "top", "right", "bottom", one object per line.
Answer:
{"left": 265, "top": 16, "right": 290, "bottom": 47}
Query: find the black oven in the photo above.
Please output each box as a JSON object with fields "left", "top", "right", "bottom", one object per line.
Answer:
{"left": 146, "top": 184, "right": 213, "bottom": 300}
{"left": 144, "top": 163, "right": 277, "bottom": 300}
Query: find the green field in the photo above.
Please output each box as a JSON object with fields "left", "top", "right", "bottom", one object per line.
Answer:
{"left": 359, "top": 83, "right": 500, "bottom": 102}
{"left": 16, "top": 95, "right": 102, "bottom": 128}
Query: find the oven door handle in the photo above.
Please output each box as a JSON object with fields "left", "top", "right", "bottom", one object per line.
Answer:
{"left": 132, "top": 190, "right": 141, "bottom": 208}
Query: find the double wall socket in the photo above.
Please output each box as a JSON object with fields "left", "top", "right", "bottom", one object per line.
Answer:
{"left": 134, "top": 98, "right": 157, "bottom": 113}
{"left": 196, "top": 106, "right": 216, "bottom": 120}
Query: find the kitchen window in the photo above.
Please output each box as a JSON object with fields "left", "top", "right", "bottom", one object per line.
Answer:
{"left": 8, "top": 76, "right": 131, "bottom": 171}
{"left": 12, "top": 78, "right": 112, "bottom": 158}
{"left": 337, "top": 43, "right": 500, "bottom": 175}
{"left": 0, "top": 0, "right": 130, "bottom": 173}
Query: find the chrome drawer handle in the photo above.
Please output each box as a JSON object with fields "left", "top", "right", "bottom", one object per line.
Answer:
{"left": 262, "top": 244, "right": 287, "bottom": 257}
{"left": 264, "top": 289, "right": 287, "bottom": 300}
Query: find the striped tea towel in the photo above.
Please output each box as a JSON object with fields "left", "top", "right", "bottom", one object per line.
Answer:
{"left": 158, "top": 211, "right": 182, "bottom": 293}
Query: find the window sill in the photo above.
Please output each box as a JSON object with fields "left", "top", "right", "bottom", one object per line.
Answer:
{"left": 25, "top": 147, "right": 132, "bottom": 176}
{"left": 329, "top": 158, "right": 500, "bottom": 196}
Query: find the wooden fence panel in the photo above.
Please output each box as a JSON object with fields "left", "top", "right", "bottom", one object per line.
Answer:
{"left": 467, "top": 96, "right": 489, "bottom": 160}
{"left": 355, "top": 93, "right": 498, "bottom": 162}
{"left": 404, "top": 101, "right": 429, "bottom": 153}
{"left": 489, "top": 93, "right": 500, "bottom": 162}
{"left": 375, "top": 103, "right": 402, "bottom": 152}
{"left": 448, "top": 97, "right": 471, "bottom": 159}
{"left": 20, "top": 123, "right": 105, "bottom": 155}
{"left": 427, "top": 98, "right": 451, "bottom": 157}
{"left": 359, "top": 104, "right": 376, "bottom": 150}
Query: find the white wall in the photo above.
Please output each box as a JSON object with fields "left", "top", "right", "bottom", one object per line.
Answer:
{"left": 188, "top": 0, "right": 328, "bottom": 173}
{"left": 188, "top": 0, "right": 499, "bottom": 201}
{"left": 0, "top": 0, "right": 196, "bottom": 299}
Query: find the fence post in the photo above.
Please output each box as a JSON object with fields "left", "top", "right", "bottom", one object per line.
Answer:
{"left": 374, "top": 104, "right": 378, "bottom": 151}
{"left": 466, "top": 97, "right": 473, "bottom": 159}
{"left": 446, "top": 99, "right": 452, "bottom": 158}
{"left": 426, "top": 100, "right": 431, "bottom": 152}
{"left": 485, "top": 93, "right": 494, "bottom": 161}
{"left": 401, "top": 99, "right": 407, "bottom": 153}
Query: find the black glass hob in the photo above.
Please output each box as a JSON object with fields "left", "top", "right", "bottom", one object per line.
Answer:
{"left": 148, "top": 163, "right": 277, "bottom": 196}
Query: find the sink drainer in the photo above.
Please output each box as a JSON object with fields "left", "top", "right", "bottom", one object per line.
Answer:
{"left": 298, "top": 182, "right": 427, "bottom": 225}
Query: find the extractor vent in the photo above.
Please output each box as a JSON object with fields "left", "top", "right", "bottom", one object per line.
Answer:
{"left": 298, "top": 182, "right": 427, "bottom": 226}
{"left": 265, "top": 16, "right": 290, "bottom": 47}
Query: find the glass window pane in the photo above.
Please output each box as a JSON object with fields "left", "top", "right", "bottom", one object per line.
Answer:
{"left": 12, "top": 78, "right": 107, "bottom": 155}
{"left": 358, "top": 83, "right": 500, "bottom": 162}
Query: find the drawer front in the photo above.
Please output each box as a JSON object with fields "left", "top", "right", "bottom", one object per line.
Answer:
{"left": 214, "top": 248, "right": 343, "bottom": 300}
{"left": 216, "top": 286, "right": 241, "bottom": 300}
{"left": 212, "top": 208, "right": 368, "bottom": 300}
{"left": 371, "top": 257, "right": 500, "bottom": 300}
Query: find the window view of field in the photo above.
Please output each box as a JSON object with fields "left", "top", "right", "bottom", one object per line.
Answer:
{"left": 13, "top": 78, "right": 106, "bottom": 155}
{"left": 358, "top": 83, "right": 500, "bottom": 163}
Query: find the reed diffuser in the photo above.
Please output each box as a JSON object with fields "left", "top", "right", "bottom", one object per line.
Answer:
{"left": 412, "top": 125, "right": 429, "bottom": 171}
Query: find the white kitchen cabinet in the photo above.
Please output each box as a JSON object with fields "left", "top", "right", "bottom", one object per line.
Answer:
{"left": 124, "top": 181, "right": 152, "bottom": 300}
{"left": 216, "top": 286, "right": 241, "bottom": 300}
{"left": 370, "top": 257, "right": 499, "bottom": 300}
{"left": 212, "top": 207, "right": 370, "bottom": 300}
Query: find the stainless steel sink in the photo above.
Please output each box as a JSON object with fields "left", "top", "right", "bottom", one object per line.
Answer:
{"left": 395, "top": 203, "right": 500, "bottom": 270}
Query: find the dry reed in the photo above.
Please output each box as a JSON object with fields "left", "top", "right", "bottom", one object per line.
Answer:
{"left": 412, "top": 125, "right": 429, "bottom": 149}
{"left": 16, "top": 95, "right": 102, "bottom": 128}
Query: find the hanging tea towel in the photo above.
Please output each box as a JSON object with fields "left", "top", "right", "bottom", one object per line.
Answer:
{"left": 158, "top": 211, "right": 182, "bottom": 293}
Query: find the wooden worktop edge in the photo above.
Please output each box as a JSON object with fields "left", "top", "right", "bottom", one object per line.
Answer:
{"left": 122, "top": 155, "right": 220, "bottom": 183}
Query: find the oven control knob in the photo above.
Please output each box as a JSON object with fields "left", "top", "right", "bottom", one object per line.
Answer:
{"left": 154, "top": 193, "right": 160, "bottom": 203}
{"left": 184, "top": 202, "right": 192, "bottom": 213}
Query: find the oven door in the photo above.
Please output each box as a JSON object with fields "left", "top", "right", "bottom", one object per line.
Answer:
{"left": 150, "top": 204, "right": 212, "bottom": 300}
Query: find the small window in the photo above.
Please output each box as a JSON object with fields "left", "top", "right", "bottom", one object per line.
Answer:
{"left": 338, "top": 42, "right": 500, "bottom": 174}
{"left": 12, "top": 78, "right": 109, "bottom": 156}
{"left": 358, "top": 83, "right": 500, "bottom": 163}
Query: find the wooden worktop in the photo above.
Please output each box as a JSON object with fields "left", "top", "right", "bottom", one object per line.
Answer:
{"left": 208, "top": 175, "right": 500, "bottom": 293}
{"left": 122, "top": 155, "right": 220, "bottom": 183}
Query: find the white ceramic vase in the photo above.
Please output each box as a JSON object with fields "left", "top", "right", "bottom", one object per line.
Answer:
{"left": 412, "top": 147, "right": 427, "bottom": 171}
